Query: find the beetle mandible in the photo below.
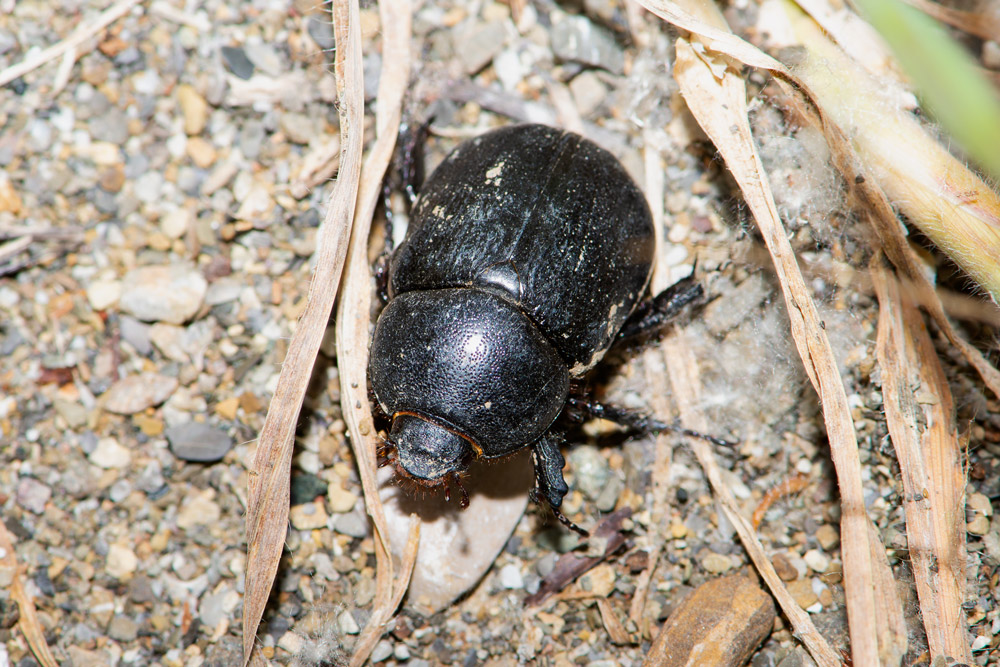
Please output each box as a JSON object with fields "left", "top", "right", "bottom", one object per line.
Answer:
{"left": 369, "top": 123, "right": 709, "bottom": 534}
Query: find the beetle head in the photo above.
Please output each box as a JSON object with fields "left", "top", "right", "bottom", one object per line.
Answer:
{"left": 387, "top": 413, "right": 473, "bottom": 486}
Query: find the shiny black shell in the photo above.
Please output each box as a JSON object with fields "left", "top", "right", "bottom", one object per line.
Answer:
{"left": 370, "top": 124, "right": 654, "bottom": 464}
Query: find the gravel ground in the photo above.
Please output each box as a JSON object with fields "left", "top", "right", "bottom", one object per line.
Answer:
{"left": 1, "top": 1, "right": 999, "bottom": 666}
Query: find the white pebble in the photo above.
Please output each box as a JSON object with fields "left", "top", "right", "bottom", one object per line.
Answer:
{"left": 499, "top": 563, "right": 524, "bottom": 589}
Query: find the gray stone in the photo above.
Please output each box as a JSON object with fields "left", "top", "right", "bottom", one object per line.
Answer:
{"left": 89, "top": 109, "right": 129, "bottom": 144}
{"left": 102, "top": 373, "right": 178, "bottom": 414}
{"left": 498, "top": 563, "right": 523, "bottom": 589}
{"left": 136, "top": 460, "right": 166, "bottom": 494}
{"left": 551, "top": 15, "right": 624, "bottom": 74}
{"left": 107, "top": 615, "right": 139, "bottom": 642}
{"left": 165, "top": 422, "right": 233, "bottom": 462}
{"left": 119, "top": 264, "right": 207, "bottom": 325}
{"left": 567, "top": 445, "right": 610, "bottom": 501}
{"left": 16, "top": 477, "right": 51, "bottom": 514}
{"left": 307, "top": 17, "right": 335, "bottom": 50}
{"left": 221, "top": 46, "right": 254, "bottom": 80}
{"left": 119, "top": 316, "right": 152, "bottom": 355}
{"left": 245, "top": 42, "right": 284, "bottom": 77}
{"left": 334, "top": 510, "right": 369, "bottom": 539}
{"left": 370, "top": 640, "right": 393, "bottom": 663}
{"left": 456, "top": 21, "right": 507, "bottom": 74}
{"left": 204, "top": 277, "right": 242, "bottom": 306}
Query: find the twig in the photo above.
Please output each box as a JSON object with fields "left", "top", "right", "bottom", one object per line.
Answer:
{"left": 240, "top": 0, "right": 365, "bottom": 663}
{"left": 0, "top": 522, "right": 58, "bottom": 667}
{"left": 0, "top": 0, "right": 143, "bottom": 88}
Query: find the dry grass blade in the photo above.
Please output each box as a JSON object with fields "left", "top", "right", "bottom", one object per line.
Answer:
{"left": 0, "top": 522, "right": 57, "bottom": 667}
{"left": 597, "top": 598, "right": 632, "bottom": 645}
{"left": 241, "top": 0, "right": 366, "bottom": 662}
{"left": 333, "top": 1, "right": 413, "bottom": 665}
{"left": 632, "top": 0, "right": 1000, "bottom": 399}
{"left": 661, "top": 338, "right": 842, "bottom": 667}
{"left": 650, "top": 3, "right": 893, "bottom": 664}
{"left": 627, "top": 141, "right": 677, "bottom": 638}
{"left": 783, "top": 5, "right": 1000, "bottom": 304}
{"left": 0, "top": 0, "right": 142, "bottom": 87}
{"left": 775, "top": 8, "right": 1000, "bottom": 399}
{"left": 872, "top": 256, "right": 971, "bottom": 662}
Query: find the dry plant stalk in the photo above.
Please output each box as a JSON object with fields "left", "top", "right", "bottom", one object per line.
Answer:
{"left": 0, "top": 522, "right": 58, "bottom": 667}
{"left": 629, "top": 0, "right": 1000, "bottom": 404}
{"left": 783, "top": 4, "right": 1000, "bottom": 305}
{"left": 643, "top": 1, "right": 906, "bottom": 664}
{"left": 774, "top": 3, "right": 1000, "bottom": 400}
{"left": 872, "top": 256, "right": 971, "bottom": 662}
{"left": 241, "top": 0, "right": 366, "bottom": 663}
{"left": 661, "top": 337, "right": 842, "bottom": 667}
{"left": 333, "top": 1, "right": 418, "bottom": 665}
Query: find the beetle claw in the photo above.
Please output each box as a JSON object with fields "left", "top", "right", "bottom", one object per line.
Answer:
{"left": 452, "top": 474, "right": 470, "bottom": 509}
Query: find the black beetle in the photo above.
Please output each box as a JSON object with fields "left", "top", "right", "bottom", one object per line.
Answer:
{"left": 370, "top": 123, "right": 710, "bottom": 534}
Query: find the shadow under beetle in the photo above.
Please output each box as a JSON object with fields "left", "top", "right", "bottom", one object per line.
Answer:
{"left": 369, "top": 123, "right": 725, "bottom": 535}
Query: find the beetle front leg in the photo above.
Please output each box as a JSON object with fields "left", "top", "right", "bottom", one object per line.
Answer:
{"left": 531, "top": 435, "right": 589, "bottom": 537}
{"left": 617, "top": 273, "right": 703, "bottom": 340}
{"left": 567, "top": 396, "right": 734, "bottom": 449}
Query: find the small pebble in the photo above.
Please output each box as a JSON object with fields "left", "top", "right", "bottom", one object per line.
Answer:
{"left": 334, "top": 510, "right": 369, "bottom": 538}
{"left": 105, "top": 543, "right": 138, "bottom": 579}
{"left": 456, "top": 22, "right": 506, "bottom": 74}
{"left": 103, "top": 372, "right": 178, "bottom": 414}
{"left": 307, "top": 17, "right": 335, "bottom": 50}
{"left": 107, "top": 615, "right": 139, "bottom": 642}
{"left": 580, "top": 563, "right": 615, "bottom": 597}
{"left": 176, "top": 490, "right": 222, "bottom": 529}
{"left": 89, "top": 437, "right": 132, "bottom": 469}
{"left": 370, "top": 639, "right": 393, "bottom": 663}
{"left": 245, "top": 42, "right": 284, "bottom": 77}
{"left": 177, "top": 84, "right": 209, "bottom": 136}
{"left": 338, "top": 610, "right": 360, "bottom": 635}
{"left": 327, "top": 484, "right": 358, "bottom": 514}
{"left": 165, "top": 421, "right": 233, "bottom": 462}
{"left": 771, "top": 553, "right": 798, "bottom": 582}
{"left": 277, "top": 631, "right": 303, "bottom": 654}
{"left": 16, "top": 477, "right": 51, "bottom": 514}
{"left": 968, "top": 492, "right": 993, "bottom": 518}
{"left": 701, "top": 553, "right": 733, "bottom": 574}
{"left": 551, "top": 14, "right": 624, "bottom": 74}
{"left": 968, "top": 514, "right": 990, "bottom": 536}
{"left": 814, "top": 524, "right": 840, "bottom": 551}
{"left": 802, "top": 550, "right": 829, "bottom": 573}
{"left": 567, "top": 445, "right": 610, "bottom": 501}
{"left": 289, "top": 500, "right": 329, "bottom": 531}
{"left": 221, "top": 45, "right": 255, "bottom": 80}
{"left": 499, "top": 564, "right": 524, "bottom": 589}
{"left": 786, "top": 579, "right": 818, "bottom": 610}
{"left": 86, "top": 279, "right": 122, "bottom": 311}
{"left": 119, "top": 264, "right": 207, "bottom": 325}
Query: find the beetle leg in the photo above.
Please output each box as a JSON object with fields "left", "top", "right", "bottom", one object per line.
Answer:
{"left": 567, "top": 396, "right": 735, "bottom": 449}
{"left": 617, "top": 273, "right": 703, "bottom": 341}
{"left": 376, "top": 439, "right": 396, "bottom": 468}
{"left": 451, "top": 473, "right": 470, "bottom": 509}
{"left": 531, "top": 435, "right": 589, "bottom": 537}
